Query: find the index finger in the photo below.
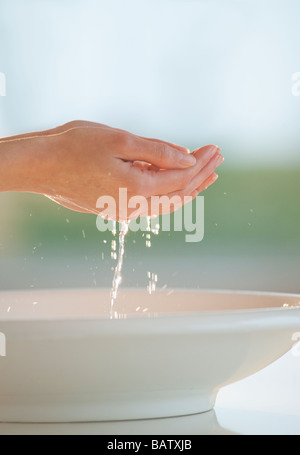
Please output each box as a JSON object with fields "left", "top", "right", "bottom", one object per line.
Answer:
{"left": 136, "top": 145, "right": 221, "bottom": 196}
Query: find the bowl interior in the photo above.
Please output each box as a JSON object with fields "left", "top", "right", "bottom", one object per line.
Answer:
{"left": 0, "top": 288, "right": 299, "bottom": 423}
{"left": 0, "top": 288, "right": 300, "bottom": 320}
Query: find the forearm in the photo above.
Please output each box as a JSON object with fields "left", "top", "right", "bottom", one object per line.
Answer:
{"left": 0, "top": 121, "right": 223, "bottom": 218}
{"left": 0, "top": 135, "right": 55, "bottom": 194}
{"left": 0, "top": 121, "right": 98, "bottom": 143}
{"left": 0, "top": 127, "right": 62, "bottom": 143}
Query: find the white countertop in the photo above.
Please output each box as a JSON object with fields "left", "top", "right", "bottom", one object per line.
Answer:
{"left": 0, "top": 348, "right": 299, "bottom": 435}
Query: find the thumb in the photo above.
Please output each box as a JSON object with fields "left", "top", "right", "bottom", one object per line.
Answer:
{"left": 123, "top": 137, "right": 196, "bottom": 170}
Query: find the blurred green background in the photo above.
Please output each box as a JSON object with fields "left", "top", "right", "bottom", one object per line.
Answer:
{"left": 1, "top": 165, "right": 299, "bottom": 293}
{"left": 1, "top": 0, "right": 300, "bottom": 294}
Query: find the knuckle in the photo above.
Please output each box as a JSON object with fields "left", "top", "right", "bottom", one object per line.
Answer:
{"left": 64, "top": 120, "right": 84, "bottom": 129}
{"left": 155, "top": 142, "right": 171, "bottom": 164}
{"left": 130, "top": 178, "right": 145, "bottom": 196}
{"left": 179, "top": 171, "right": 190, "bottom": 189}
{"left": 115, "top": 132, "right": 132, "bottom": 150}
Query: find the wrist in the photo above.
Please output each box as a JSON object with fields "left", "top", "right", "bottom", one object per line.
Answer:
{"left": 0, "top": 134, "right": 56, "bottom": 194}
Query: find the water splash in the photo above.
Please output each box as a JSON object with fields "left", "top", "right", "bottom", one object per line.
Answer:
{"left": 146, "top": 217, "right": 160, "bottom": 294}
{"left": 109, "top": 216, "right": 161, "bottom": 318}
{"left": 110, "top": 220, "right": 130, "bottom": 318}
{"left": 147, "top": 271, "right": 158, "bottom": 294}
{"left": 111, "top": 239, "right": 117, "bottom": 260}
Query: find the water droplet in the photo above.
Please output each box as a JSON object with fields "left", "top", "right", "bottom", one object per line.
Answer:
{"left": 147, "top": 270, "right": 157, "bottom": 294}
{"left": 151, "top": 223, "right": 160, "bottom": 235}
{"left": 166, "top": 290, "right": 174, "bottom": 296}
{"left": 110, "top": 221, "right": 130, "bottom": 318}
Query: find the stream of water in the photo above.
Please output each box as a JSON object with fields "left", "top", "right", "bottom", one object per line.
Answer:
{"left": 110, "top": 220, "right": 130, "bottom": 319}
{"left": 110, "top": 217, "right": 160, "bottom": 318}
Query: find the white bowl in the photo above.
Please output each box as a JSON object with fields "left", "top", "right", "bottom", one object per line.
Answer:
{"left": 0, "top": 288, "right": 299, "bottom": 422}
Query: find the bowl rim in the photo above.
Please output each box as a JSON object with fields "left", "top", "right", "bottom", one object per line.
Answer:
{"left": 0, "top": 288, "right": 300, "bottom": 326}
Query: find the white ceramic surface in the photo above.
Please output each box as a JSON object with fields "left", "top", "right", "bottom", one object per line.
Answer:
{"left": 0, "top": 288, "right": 299, "bottom": 423}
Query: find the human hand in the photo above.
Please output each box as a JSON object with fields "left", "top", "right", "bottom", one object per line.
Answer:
{"left": 0, "top": 121, "right": 224, "bottom": 220}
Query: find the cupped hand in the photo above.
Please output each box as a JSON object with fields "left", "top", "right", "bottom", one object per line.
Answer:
{"left": 14, "top": 121, "right": 223, "bottom": 220}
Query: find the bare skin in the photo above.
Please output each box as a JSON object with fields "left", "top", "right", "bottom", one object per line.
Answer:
{"left": 0, "top": 120, "right": 223, "bottom": 220}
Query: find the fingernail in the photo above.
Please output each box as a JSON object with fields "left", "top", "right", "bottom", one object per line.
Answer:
{"left": 209, "top": 145, "right": 221, "bottom": 153}
{"left": 180, "top": 154, "right": 197, "bottom": 167}
{"left": 215, "top": 154, "right": 224, "bottom": 166}
{"left": 204, "top": 146, "right": 220, "bottom": 159}
{"left": 204, "top": 174, "right": 218, "bottom": 190}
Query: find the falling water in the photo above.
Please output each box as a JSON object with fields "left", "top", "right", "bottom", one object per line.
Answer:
{"left": 147, "top": 271, "right": 158, "bottom": 294}
{"left": 145, "top": 217, "right": 160, "bottom": 294}
{"left": 109, "top": 216, "right": 161, "bottom": 318}
{"left": 110, "top": 220, "right": 130, "bottom": 318}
